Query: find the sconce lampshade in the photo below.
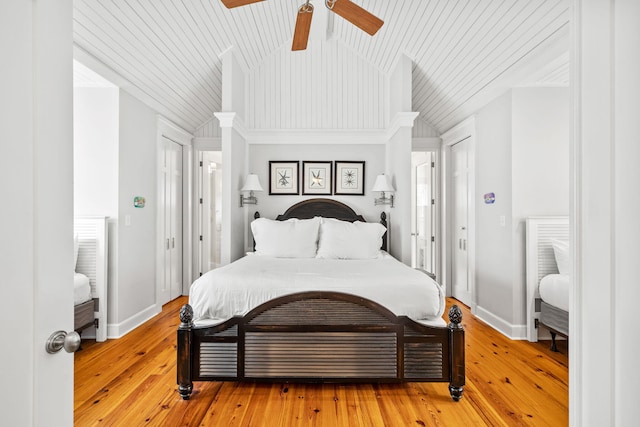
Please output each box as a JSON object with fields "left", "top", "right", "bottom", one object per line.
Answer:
{"left": 241, "top": 174, "right": 264, "bottom": 192}
{"left": 371, "top": 174, "right": 395, "bottom": 193}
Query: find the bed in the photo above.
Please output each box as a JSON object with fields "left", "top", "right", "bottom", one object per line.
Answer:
{"left": 177, "top": 199, "right": 465, "bottom": 401}
{"left": 74, "top": 216, "right": 109, "bottom": 342}
{"left": 525, "top": 216, "right": 569, "bottom": 351}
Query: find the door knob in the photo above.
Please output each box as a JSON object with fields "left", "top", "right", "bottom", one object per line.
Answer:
{"left": 46, "top": 330, "right": 81, "bottom": 354}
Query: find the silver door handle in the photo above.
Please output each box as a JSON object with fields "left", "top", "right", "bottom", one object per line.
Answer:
{"left": 463, "top": 239, "right": 466, "bottom": 251}
{"left": 46, "top": 330, "right": 81, "bottom": 354}
{"left": 172, "top": 237, "right": 175, "bottom": 248}
{"left": 167, "top": 238, "right": 170, "bottom": 250}
{"left": 459, "top": 238, "right": 462, "bottom": 249}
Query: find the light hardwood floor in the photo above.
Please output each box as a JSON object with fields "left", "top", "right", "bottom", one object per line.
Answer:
{"left": 75, "top": 297, "right": 568, "bottom": 426}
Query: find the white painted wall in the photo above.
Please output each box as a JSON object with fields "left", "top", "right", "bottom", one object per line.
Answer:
{"left": 115, "top": 90, "right": 159, "bottom": 330}
{"left": 474, "top": 87, "right": 569, "bottom": 335}
{"left": 73, "top": 87, "right": 119, "bottom": 218}
{"left": 221, "top": 49, "right": 246, "bottom": 120}
{"left": 412, "top": 118, "right": 440, "bottom": 138}
{"left": 475, "top": 92, "right": 515, "bottom": 323}
{"left": 387, "top": 127, "right": 413, "bottom": 265}
{"left": 218, "top": 49, "right": 250, "bottom": 265}
{"left": 511, "top": 87, "right": 569, "bottom": 326}
{"left": 194, "top": 116, "right": 221, "bottom": 138}
{"left": 389, "top": 54, "right": 412, "bottom": 118}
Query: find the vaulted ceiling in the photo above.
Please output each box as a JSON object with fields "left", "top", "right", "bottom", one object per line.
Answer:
{"left": 73, "top": 0, "right": 570, "bottom": 135}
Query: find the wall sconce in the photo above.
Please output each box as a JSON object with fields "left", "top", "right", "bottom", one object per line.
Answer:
{"left": 372, "top": 174, "right": 395, "bottom": 208}
{"left": 240, "top": 174, "right": 263, "bottom": 207}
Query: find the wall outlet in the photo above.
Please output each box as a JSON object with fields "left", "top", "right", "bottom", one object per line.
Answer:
{"left": 499, "top": 215, "right": 506, "bottom": 227}
{"left": 125, "top": 214, "right": 131, "bottom": 226}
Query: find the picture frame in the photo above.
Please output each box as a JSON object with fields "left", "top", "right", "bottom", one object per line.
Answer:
{"left": 334, "top": 161, "right": 365, "bottom": 195}
{"left": 269, "top": 161, "right": 299, "bottom": 195}
{"left": 302, "top": 161, "right": 332, "bottom": 195}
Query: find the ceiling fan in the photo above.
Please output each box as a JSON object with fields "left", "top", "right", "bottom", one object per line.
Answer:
{"left": 220, "top": 0, "right": 384, "bottom": 51}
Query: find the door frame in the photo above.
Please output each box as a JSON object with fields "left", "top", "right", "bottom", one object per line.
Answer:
{"left": 192, "top": 138, "right": 223, "bottom": 288}
{"left": 441, "top": 117, "right": 476, "bottom": 313}
{"left": 156, "top": 117, "right": 193, "bottom": 305}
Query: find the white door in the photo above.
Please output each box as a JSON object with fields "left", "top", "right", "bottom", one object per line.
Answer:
{"left": 1, "top": 0, "right": 75, "bottom": 424}
{"left": 451, "top": 140, "right": 472, "bottom": 305}
{"left": 411, "top": 152, "right": 436, "bottom": 276}
{"left": 159, "top": 137, "right": 183, "bottom": 305}
{"left": 199, "top": 151, "right": 222, "bottom": 275}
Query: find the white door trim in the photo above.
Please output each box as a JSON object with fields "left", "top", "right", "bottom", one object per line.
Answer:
{"left": 441, "top": 117, "right": 477, "bottom": 313}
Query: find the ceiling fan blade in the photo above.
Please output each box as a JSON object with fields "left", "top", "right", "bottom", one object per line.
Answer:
{"left": 221, "top": 0, "right": 265, "bottom": 9}
{"left": 292, "top": 4, "right": 314, "bottom": 51}
{"left": 327, "top": 0, "right": 383, "bottom": 36}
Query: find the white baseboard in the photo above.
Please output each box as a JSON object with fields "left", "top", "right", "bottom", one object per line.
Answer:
{"left": 475, "top": 305, "right": 528, "bottom": 340}
{"left": 106, "top": 304, "right": 161, "bottom": 339}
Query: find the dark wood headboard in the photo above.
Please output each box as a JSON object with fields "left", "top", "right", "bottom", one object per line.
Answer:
{"left": 255, "top": 198, "right": 388, "bottom": 252}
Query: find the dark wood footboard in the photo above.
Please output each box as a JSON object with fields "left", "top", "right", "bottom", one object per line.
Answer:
{"left": 177, "top": 291, "right": 465, "bottom": 401}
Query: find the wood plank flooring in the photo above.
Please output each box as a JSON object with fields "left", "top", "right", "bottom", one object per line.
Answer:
{"left": 75, "top": 297, "right": 568, "bottom": 426}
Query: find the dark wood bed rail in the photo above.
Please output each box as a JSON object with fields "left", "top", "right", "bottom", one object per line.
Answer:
{"left": 177, "top": 292, "right": 464, "bottom": 401}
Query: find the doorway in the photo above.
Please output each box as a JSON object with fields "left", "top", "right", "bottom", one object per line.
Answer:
{"left": 411, "top": 151, "right": 438, "bottom": 279}
{"left": 197, "top": 151, "right": 223, "bottom": 276}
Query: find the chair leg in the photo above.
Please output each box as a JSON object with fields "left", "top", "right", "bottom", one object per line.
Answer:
{"left": 550, "top": 331, "right": 558, "bottom": 352}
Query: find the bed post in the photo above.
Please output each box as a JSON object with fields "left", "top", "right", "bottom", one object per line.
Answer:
{"left": 253, "top": 212, "right": 260, "bottom": 251}
{"left": 448, "top": 305, "right": 465, "bottom": 401}
{"left": 380, "top": 212, "right": 388, "bottom": 252}
{"left": 177, "top": 304, "right": 194, "bottom": 400}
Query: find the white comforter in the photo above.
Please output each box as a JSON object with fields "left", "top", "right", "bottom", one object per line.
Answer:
{"left": 189, "top": 253, "right": 445, "bottom": 322}
{"left": 539, "top": 274, "right": 570, "bottom": 312}
{"left": 74, "top": 272, "right": 92, "bottom": 305}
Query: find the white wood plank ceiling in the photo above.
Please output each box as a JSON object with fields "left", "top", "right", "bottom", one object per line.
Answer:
{"left": 73, "top": 0, "right": 570, "bottom": 135}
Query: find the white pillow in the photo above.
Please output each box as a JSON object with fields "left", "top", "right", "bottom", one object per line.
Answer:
{"left": 550, "top": 239, "right": 570, "bottom": 275}
{"left": 251, "top": 217, "right": 320, "bottom": 258}
{"left": 316, "top": 218, "right": 386, "bottom": 259}
{"left": 73, "top": 234, "right": 80, "bottom": 271}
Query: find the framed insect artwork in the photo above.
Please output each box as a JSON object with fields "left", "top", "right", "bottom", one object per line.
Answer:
{"left": 302, "top": 161, "right": 332, "bottom": 195}
{"left": 334, "top": 161, "right": 365, "bottom": 195}
{"left": 269, "top": 161, "right": 299, "bottom": 195}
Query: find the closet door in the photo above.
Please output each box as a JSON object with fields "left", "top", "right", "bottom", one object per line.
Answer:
{"left": 160, "top": 137, "right": 183, "bottom": 305}
{"left": 451, "top": 140, "right": 471, "bottom": 306}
